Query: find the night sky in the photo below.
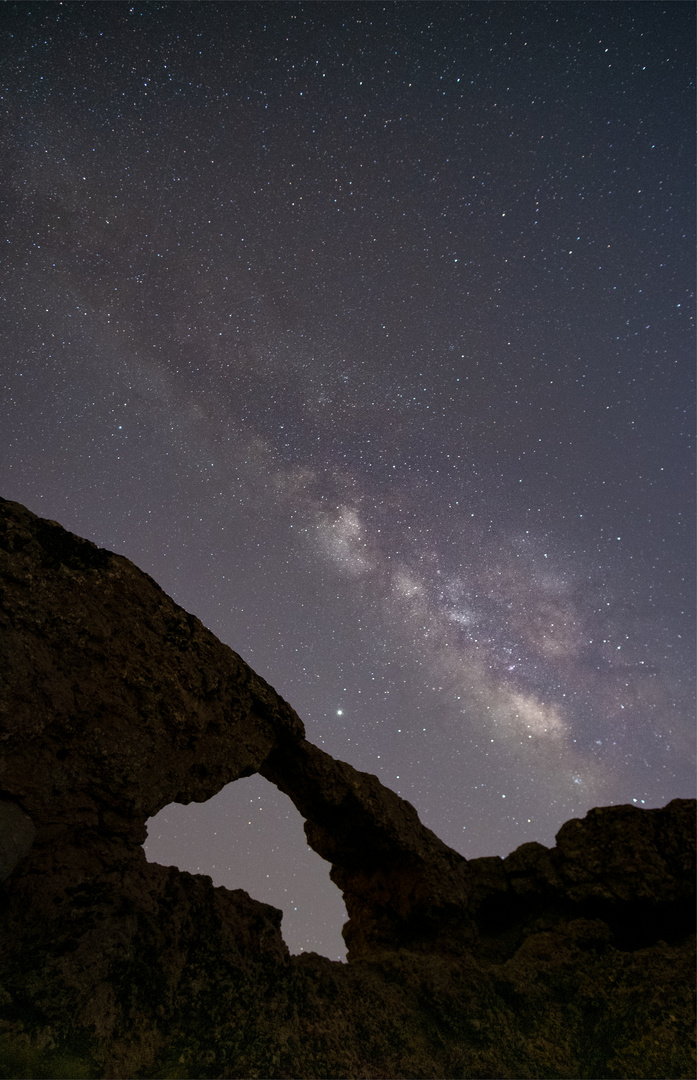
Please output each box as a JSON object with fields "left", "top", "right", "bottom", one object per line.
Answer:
{"left": 2, "top": 2, "right": 694, "bottom": 961}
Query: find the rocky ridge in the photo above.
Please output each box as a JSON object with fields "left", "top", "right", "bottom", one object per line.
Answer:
{"left": 0, "top": 496, "right": 694, "bottom": 1078}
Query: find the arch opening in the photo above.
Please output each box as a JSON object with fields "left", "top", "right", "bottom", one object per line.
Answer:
{"left": 144, "top": 773, "right": 348, "bottom": 961}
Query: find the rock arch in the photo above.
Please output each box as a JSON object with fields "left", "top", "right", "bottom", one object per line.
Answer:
{"left": 0, "top": 497, "right": 693, "bottom": 1079}
{"left": 0, "top": 496, "right": 475, "bottom": 960}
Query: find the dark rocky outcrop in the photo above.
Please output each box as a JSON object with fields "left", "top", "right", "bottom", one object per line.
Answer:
{"left": 0, "top": 496, "right": 694, "bottom": 1079}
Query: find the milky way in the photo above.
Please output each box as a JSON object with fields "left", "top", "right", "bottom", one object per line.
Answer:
{"left": 2, "top": 2, "right": 694, "bottom": 959}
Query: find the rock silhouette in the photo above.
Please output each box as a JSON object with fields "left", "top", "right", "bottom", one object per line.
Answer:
{"left": 0, "top": 496, "right": 694, "bottom": 1079}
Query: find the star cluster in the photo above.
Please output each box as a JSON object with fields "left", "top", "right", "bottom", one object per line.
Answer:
{"left": 1, "top": 2, "right": 694, "bottom": 960}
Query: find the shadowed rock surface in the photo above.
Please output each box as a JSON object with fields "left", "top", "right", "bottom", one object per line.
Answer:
{"left": 0, "top": 497, "right": 694, "bottom": 1079}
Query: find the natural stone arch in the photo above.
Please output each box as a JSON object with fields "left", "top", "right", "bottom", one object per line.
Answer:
{"left": 0, "top": 497, "right": 475, "bottom": 960}
{"left": 2, "top": 497, "right": 693, "bottom": 962}
{"left": 0, "top": 498, "right": 694, "bottom": 1079}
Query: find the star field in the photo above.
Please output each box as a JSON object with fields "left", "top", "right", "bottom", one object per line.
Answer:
{"left": 1, "top": 2, "right": 694, "bottom": 960}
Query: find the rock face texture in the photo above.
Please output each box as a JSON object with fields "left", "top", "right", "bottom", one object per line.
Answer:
{"left": 0, "top": 496, "right": 694, "bottom": 1079}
